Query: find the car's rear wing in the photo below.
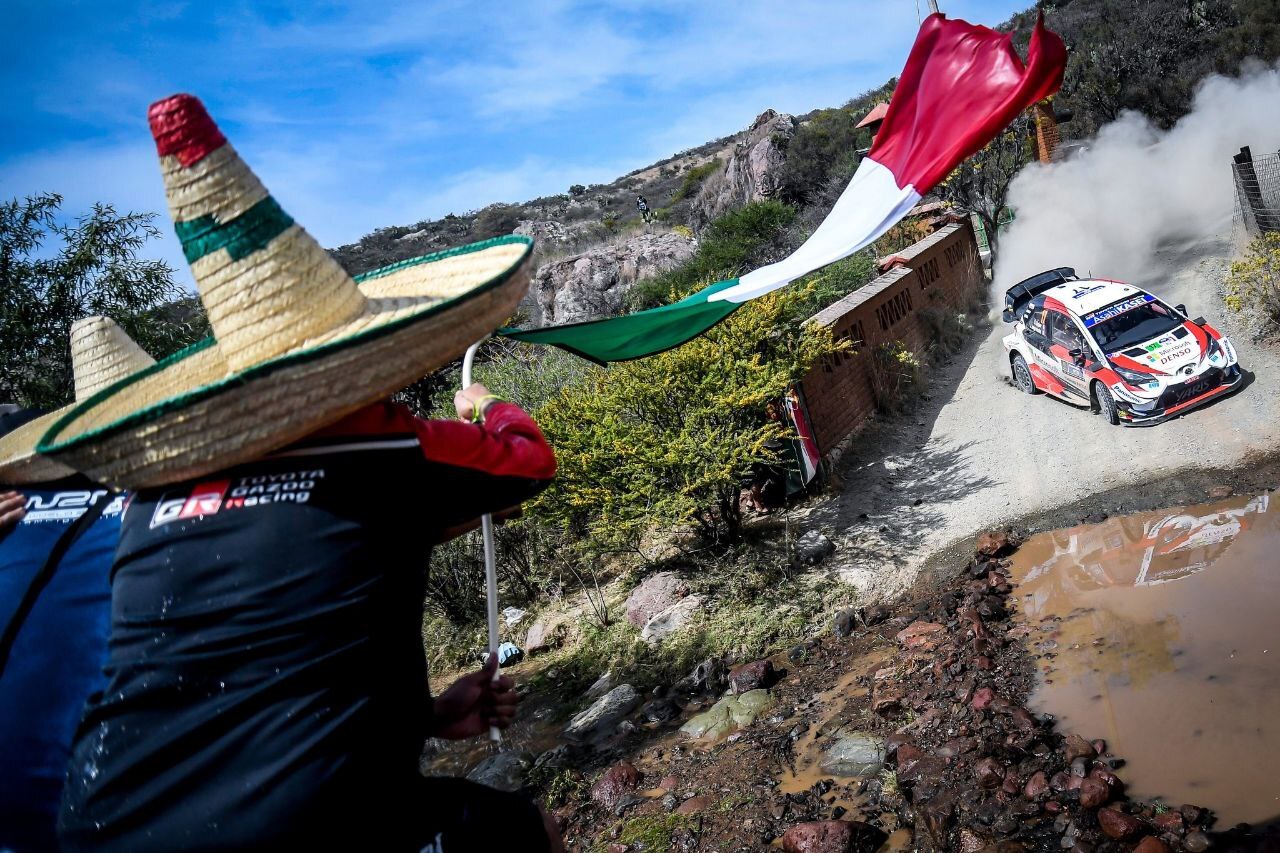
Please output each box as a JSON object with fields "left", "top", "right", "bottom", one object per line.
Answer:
{"left": 1002, "top": 267, "right": 1077, "bottom": 323}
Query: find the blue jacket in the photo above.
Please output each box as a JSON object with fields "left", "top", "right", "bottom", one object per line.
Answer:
{"left": 0, "top": 479, "right": 122, "bottom": 852}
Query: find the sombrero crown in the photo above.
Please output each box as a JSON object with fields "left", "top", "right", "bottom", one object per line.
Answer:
{"left": 38, "top": 94, "right": 533, "bottom": 489}
{"left": 0, "top": 316, "right": 155, "bottom": 484}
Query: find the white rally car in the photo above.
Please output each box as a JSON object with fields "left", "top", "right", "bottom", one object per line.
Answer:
{"left": 1001, "top": 268, "right": 1242, "bottom": 425}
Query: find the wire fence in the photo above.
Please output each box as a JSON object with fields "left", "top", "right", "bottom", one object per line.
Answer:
{"left": 1233, "top": 146, "right": 1280, "bottom": 237}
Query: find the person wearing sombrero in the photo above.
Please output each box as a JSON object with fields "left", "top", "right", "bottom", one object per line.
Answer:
{"left": 52, "top": 95, "right": 561, "bottom": 852}
{"left": 0, "top": 317, "right": 156, "bottom": 851}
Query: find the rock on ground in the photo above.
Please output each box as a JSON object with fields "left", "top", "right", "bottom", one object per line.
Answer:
{"left": 624, "top": 572, "right": 691, "bottom": 629}
{"left": 728, "top": 659, "right": 777, "bottom": 693}
{"left": 465, "top": 751, "right": 530, "bottom": 792}
{"left": 566, "top": 684, "right": 641, "bottom": 739}
{"left": 640, "top": 595, "right": 705, "bottom": 644}
{"left": 528, "top": 231, "right": 697, "bottom": 326}
{"left": 818, "top": 733, "right": 885, "bottom": 778}
{"left": 780, "top": 819, "right": 886, "bottom": 853}
{"left": 679, "top": 689, "right": 773, "bottom": 740}
{"left": 589, "top": 761, "right": 642, "bottom": 810}
{"left": 796, "top": 530, "right": 835, "bottom": 565}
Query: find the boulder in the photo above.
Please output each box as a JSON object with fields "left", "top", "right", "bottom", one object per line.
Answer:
{"left": 796, "top": 530, "right": 835, "bottom": 565}
{"left": 624, "top": 572, "right": 691, "bottom": 629}
{"left": 590, "top": 761, "right": 642, "bottom": 809}
{"left": 465, "top": 751, "right": 530, "bottom": 792}
{"left": 528, "top": 232, "right": 697, "bottom": 326}
{"left": 895, "top": 621, "right": 947, "bottom": 651}
{"left": 1097, "top": 808, "right": 1142, "bottom": 840}
{"left": 691, "top": 110, "right": 798, "bottom": 229}
{"left": 641, "top": 595, "right": 705, "bottom": 644}
{"left": 523, "top": 617, "right": 567, "bottom": 655}
{"left": 818, "top": 733, "right": 885, "bottom": 778}
{"left": 781, "top": 819, "right": 886, "bottom": 853}
{"left": 675, "top": 657, "right": 728, "bottom": 695}
{"left": 583, "top": 671, "right": 615, "bottom": 701}
{"left": 975, "top": 531, "right": 1013, "bottom": 557}
{"left": 729, "top": 659, "right": 777, "bottom": 693}
{"left": 566, "top": 684, "right": 642, "bottom": 739}
{"left": 680, "top": 689, "right": 772, "bottom": 740}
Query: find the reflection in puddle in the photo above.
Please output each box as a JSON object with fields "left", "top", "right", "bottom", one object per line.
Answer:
{"left": 1009, "top": 495, "right": 1280, "bottom": 824}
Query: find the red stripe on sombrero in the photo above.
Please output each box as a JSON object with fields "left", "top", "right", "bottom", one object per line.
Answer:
{"left": 148, "top": 94, "right": 226, "bottom": 168}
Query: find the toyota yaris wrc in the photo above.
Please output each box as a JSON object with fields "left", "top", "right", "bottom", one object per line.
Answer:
{"left": 1001, "top": 268, "right": 1242, "bottom": 425}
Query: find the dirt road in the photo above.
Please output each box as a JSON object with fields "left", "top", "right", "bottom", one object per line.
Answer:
{"left": 806, "top": 233, "right": 1280, "bottom": 601}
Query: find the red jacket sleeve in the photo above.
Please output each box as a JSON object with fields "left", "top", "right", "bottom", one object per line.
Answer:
{"left": 406, "top": 401, "right": 557, "bottom": 481}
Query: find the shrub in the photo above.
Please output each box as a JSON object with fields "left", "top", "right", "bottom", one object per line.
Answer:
{"left": 532, "top": 279, "right": 845, "bottom": 547}
{"left": 1225, "top": 231, "right": 1280, "bottom": 328}
{"left": 667, "top": 158, "right": 722, "bottom": 204}
{"left": 868, "top": 341, "right": 921, "bottom": 411}
{"left": 471, "top": 204, "right": 520, "bottom": 239}
{"left": 568, "top": 184, "right": 587, "bottom": 197}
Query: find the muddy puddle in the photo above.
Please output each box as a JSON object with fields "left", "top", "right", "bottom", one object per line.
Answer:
{"left": 1008, "top": 494, "right": 1280, "bottom": 825}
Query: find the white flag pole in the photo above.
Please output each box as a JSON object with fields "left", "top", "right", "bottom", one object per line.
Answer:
{"left": 462, "top": 339, "right": 502, "bottom": 743}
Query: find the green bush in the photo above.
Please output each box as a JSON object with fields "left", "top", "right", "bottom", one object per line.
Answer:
{"left": 532, "top": 279, "right": 844, "bottom": 547}
{"left": 628, "top": 200, "right": 798, "bottom": 310}
{"left": 1225, "top": 231, "right": 1280, "bottom": 328}
{"left": 667, "top": 158, "right": 722, "bottom": 204}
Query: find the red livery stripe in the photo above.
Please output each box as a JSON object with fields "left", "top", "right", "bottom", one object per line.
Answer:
{"left": 149, "top": 94, "right": 227, "bottom": 168}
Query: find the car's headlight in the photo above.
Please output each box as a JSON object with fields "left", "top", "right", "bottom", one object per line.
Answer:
{"left": 1112, "top": 364, "right": 1152, "bottom": 386}
{"left": 1206, "top": 335, "right": 1222, "bottom": 361}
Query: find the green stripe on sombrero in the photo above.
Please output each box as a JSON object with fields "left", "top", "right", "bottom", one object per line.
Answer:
{"left": 175, "top": 195, "right": 294, "bottom": 264}
{"left": 37, "top": 234, "right": 533, "bottom": 457}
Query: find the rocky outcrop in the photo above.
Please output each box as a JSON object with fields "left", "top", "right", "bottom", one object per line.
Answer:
{"left": 624, "top": 572, "right": 690, "bottom": 628}
{"left": 691, "top": 109, "right": 797, "bottom": 229}
{"left": 526, "top": 231, "right": 696, "bottom": 326}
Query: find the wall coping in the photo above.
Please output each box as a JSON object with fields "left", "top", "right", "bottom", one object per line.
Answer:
{"left": 805, "top": 222, "right": 965, "bottom": 329}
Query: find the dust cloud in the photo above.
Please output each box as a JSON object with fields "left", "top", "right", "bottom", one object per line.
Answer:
{"left": 994, "top": 66, "right": 1280, "bottom": 295}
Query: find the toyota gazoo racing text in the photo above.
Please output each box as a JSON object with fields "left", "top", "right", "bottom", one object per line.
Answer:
{"left": 1000, "top": 268, "right": 1242, "bottom": 425}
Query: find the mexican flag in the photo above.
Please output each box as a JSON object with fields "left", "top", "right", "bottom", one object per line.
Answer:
{"left": 500, "top": 13, "right": 1066, "bottom": 363}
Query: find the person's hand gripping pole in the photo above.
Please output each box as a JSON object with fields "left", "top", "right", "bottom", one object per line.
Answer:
{"left": 461, "top": 339, "right": 503, "bottom": 743}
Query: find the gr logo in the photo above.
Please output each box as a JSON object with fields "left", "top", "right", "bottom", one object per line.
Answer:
{"left": 150, "top": 480, "right": 230, "bottom": 529}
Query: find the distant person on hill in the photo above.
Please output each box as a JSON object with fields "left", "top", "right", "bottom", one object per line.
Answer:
{"left": 636, "top": 193, "right": 652, "bottom": 223}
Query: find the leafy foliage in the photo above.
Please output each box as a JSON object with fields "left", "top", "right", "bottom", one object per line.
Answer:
{"left": 0, "top": 193, "right": 209, "bottom": 409}
{"left": 1224, "top": 231, "right": 1280, "bottom": 328}
{"left": 667, "top": 158, "right": 723, "bottom": 204}
{"left": 533, "top": 280, "right": 845, "bottom": 546}
{"left": 938, "top": 116, "right": 1035, "bottom": 260}
{"left": 627, "top": 200, "right": 797, "bottom": 310}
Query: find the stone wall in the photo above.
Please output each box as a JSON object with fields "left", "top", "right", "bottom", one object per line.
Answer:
{"left": 799, "top": 221, "right": 984, "bottom": 454}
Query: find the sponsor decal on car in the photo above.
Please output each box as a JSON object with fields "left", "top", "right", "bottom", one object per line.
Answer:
{"left": 1083, "top": 293, "right": 1156, "bottom": 327}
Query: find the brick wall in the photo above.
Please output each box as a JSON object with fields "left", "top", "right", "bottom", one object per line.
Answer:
{"left": 799, "top": 221, "right": 984, "bottom": 454}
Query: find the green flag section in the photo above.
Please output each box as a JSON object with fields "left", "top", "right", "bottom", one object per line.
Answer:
{"left": 498, "top": 278, "right": 742, "bottom": 364}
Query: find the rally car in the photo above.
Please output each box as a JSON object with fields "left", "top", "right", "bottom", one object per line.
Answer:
{"left": 1001, "top": 268, "right": 1242, "bottom": 425}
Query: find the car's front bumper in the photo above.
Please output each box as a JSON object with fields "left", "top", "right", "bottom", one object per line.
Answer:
{"left": 1116, "top": 364, "right": 1243, "bottom": 425}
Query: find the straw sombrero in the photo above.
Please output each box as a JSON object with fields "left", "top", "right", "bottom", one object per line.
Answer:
{"left": 0, "top": 317, "right": 156, "bottom": 485}
{"left": 38, "top": 94, "right": 533, "bottom": 489}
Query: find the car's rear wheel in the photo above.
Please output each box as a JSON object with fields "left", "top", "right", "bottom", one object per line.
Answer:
{"left": 1094, "top": 381, "right": 1120, "bottom": 425}
{"left": 1011, "top": 353, "right": 1038, "bottom": 394}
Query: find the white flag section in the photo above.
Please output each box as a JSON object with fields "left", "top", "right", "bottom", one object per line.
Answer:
{"left": 713, "top": 158, "right": 921, "bottom": 304}
{"left": 501, "top": 13, "right": 1067, "bottom": 364}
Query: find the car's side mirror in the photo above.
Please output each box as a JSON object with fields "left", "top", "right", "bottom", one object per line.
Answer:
{"left": 1193, "top": 316, "right": 1207, "bottom": 326}
{"left": 1001, "top": 308, "right": 1015, "bottom": 324}
{"left": 1069, "top": 347, "right": 1085, "bottom": 364}
{"left": 1175, "top": 303, "right": 1188, "bottom": 316}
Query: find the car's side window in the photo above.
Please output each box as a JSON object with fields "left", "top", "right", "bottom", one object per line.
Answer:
{"left": 1048, "top": 313, "right": 1086, "bottom": 352}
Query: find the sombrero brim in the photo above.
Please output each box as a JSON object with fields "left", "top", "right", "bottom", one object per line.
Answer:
{"left": 0, "top": 406, "right": 76, "bottom": 484}
{"left": 38, "top": 235, "right": 533, "bottom": 489}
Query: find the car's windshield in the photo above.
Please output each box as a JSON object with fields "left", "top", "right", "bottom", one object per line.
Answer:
{"left": 1084, "top": 295, "right": 1183, "bottom": 352}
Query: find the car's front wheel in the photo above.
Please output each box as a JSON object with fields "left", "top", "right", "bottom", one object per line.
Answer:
{"left": 1093, "top": 381, "right": 1120, "bottom": 425}
{"left": 1011, "top": 353, "right": 1038, "bottom": 394}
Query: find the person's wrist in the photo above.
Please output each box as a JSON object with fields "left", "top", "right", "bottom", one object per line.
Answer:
{"left": 470, "top": 394, "right": 504, "bottom": 423}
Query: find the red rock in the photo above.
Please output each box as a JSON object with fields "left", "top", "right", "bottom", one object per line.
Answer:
{"left": 1098, "top": 808, "right": 1142, "bottom": 840}
{"left": 975, "top": 757, "right": 1005, "bottom": 789}
{"left": 1010, "top": 707, "right": 1036, "bottom": 730}
{"left": 589, "top": 762, "right": 642, "bottom": 809}
{"left": 781, "top": 820, "right": 884, "bottom": 853}
{"left": 606, "top": 844, "right": 627, "bottom": 853}
{"left": 976, "top": 531, "right": 1012, "bottom": 557}
{"left": 1024, "top": 771, "right": 1049, "bottom": 799}
{"left": 1134, "top": 837, "right": 1171, "bottom": 853}
{"left": 1001, "top": 772, "right": 1022, "bottom": 796}
{"left": 1063, "top": 733, "right": 1095, "bottom": 762}
{"left": 895, "top": 621, "right": 947, "bottom": 651}
{"left": 1079, "top": 777, "right": 1110, "bottom": 808}
{"left": 659, "top": 775, "right": 679, "bottom": 791}
{"left": 975, "top": 656, "right": 995, "bottom": 671}
{"left": 1049, "top": 771, "right": 1071, "bottom": 792}
{"left": 1153, "top": 812, "right": 1185, "bottom": 833}
{"left": 1044, "top": 800, "right": 1063, "bottom": 814}
{"left": 1089, "top": 766, "right": 1124, "bottom": 796}
{"left": 675, "top": 795, "right": 714, "bottom": 815}
{"left": 1208, "top": 484, "right": 1233, "bottom": 499}
{"left": 895, "top": 744, "right": 924, "bottom": 770}
{"left": 971, "top": 687, "right": 996, "bottom": 711}
{"left": 1179, "top": 804, "right": 1207, "bottom": 824}
{"left": 729, "top": 659, "right": 776, "bottom": 693}
{"left": 958, "top": 828, "right": 988, "bottom": 853}
{"left": 1091, "top": 738, "right": 1107, "bottom": 756}
{"left": 871, "top": 682, "right": 904, "bottom": 713}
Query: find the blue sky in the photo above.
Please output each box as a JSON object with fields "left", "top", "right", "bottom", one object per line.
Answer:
{"left": 1, "top": 0, "right": 1026, "bottom": 283}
